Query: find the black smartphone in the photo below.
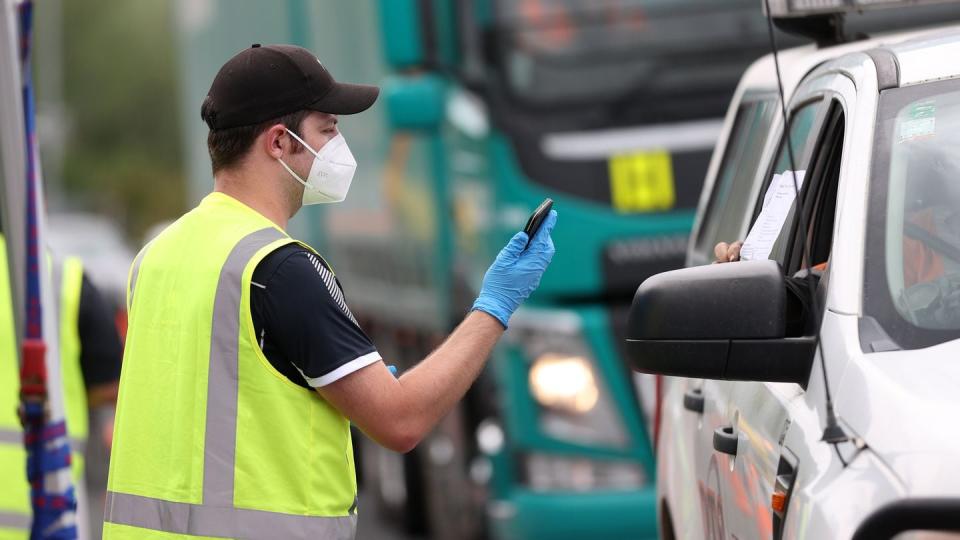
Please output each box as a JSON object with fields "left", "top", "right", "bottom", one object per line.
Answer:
{"left": 522, "top": 198, "right": 553, "bottom": 249}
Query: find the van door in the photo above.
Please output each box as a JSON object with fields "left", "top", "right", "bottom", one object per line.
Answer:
{"left": 692, "top": 91, "right": 827, "bottom": 538}
{"left": 654, "top": 92, "right": 778, "bottom": 536}
{"left": 719, "top": 73, "right": 852, "bottom": 540}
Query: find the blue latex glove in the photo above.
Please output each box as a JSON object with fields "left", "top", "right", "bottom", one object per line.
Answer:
{"left": 472, "top": 210, "right": 557, "bottom": 328}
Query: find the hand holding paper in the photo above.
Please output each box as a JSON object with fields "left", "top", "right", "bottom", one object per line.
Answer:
{"left": 740, "top": 170, "right": 805, "bottom": 261}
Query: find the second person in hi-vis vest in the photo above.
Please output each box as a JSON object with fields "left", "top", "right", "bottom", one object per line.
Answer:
{"left": 0, "top": 236, "right": 123, "bottom": 540}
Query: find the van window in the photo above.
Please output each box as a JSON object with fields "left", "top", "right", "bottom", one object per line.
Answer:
{"left": 769, "top": 102, "right": 820, "bottom": 178}
{"left": 694, "top": 96, "right": 776, "bottom": 262}
{"left": 783, "top": 103, "right": 845, "bottom": 274}
{"left": 752, "top": 100, "right": 824, "bottom": 265}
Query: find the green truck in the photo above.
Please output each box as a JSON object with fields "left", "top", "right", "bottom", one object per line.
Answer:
{"left": 175, "top": 1, "right": 769, "bottom": 538}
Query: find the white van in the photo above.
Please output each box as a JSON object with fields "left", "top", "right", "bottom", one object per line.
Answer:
{"left": 627, "top": 3, "right": 960, "bottom": 539}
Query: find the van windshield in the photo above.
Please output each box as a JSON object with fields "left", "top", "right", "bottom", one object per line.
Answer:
{"left": 865, "top": 79, "right": 960, "bottom": 349}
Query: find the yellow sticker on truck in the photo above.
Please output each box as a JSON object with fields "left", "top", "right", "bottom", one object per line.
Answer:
{"left": 609, "top": 150, "right": 675, "bottom": 212}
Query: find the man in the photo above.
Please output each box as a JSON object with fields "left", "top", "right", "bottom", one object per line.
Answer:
{"left": 102, "top": 44, "right": 556, "bottom": 540}
{"left": 0, "top": 240, "right": 123, "bottom": 539}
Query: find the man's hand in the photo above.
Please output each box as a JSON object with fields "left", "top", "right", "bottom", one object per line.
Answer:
{"left": 714, "top": 240, "right": 743, "bottom": 263}
{"left": 472, "top": 210, "right": 557, "bottom": 327}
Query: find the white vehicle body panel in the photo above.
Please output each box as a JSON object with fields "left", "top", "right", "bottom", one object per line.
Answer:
{"left": 836, "top": 335, "right": 960, "bottom": 493}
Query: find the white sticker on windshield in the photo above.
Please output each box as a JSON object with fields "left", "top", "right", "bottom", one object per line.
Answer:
{"left": 898, "top": 100, "right": 936, "bottom": 143}
{"left": 740, "top": 170, "right": 805, "bottom": 262}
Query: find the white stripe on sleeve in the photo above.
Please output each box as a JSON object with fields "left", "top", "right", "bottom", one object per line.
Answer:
{"left": 297, "top": 351, "right": 383, "bottom": 387}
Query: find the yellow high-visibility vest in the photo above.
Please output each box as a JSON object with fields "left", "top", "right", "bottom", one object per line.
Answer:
{"left": 103, "top": 192, "right": 357, "bottom": 540}
{"left": 0, "top": 236, "right": 88, "bottom": 539}
{"left": 58, "top": 256, "right": 89, "bottom": 478}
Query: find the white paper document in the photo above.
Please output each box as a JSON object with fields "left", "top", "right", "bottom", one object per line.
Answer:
{"left": 739, "top": 170, "right": 805, "bottom": 261}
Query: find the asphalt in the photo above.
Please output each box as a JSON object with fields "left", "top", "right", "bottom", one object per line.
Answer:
{"left": 356, "top": 490, "right": 423, "bottom": 540}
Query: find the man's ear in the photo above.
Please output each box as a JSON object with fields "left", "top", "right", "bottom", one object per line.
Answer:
{"left": 263, "top": 124, "right": 289, "bottom": 160}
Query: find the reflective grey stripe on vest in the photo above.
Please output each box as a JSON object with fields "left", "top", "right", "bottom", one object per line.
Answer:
{"left": 203, "top": 227, "right": 286, "bottom": 506}
{"left": 0, "top": 428, "right": 19, "bottom": 445}
{"left": 0, "top": 511, "right": 31, "bottom": 530}
{"left": 70, "top": 437, "right": 86, "bottom": 457}
{"left": 52, "top": 257, "right": 64, "bottom": 314}
{"left": 127, "top": 247, "right": 146, "bottom": 309}
{"left": 104, "top": 491, "right": 356, "bottom": 540}
{"left": 107, "top": 228, "right": 356, "bottom": 539}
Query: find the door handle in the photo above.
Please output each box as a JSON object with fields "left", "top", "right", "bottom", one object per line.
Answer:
{"left": 683, "top": 388, "right": 704, "bottom": 414}
{"left": 713, "top": 426, "right": 738, "bottom": 456}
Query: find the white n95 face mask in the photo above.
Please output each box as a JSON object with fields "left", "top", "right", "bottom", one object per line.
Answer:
{"left": 278, "top": 130, "right": 357, "bottom": 205}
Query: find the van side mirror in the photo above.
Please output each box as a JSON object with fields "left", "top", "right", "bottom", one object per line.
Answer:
{"left": 625, "top": 260, "right": 814, "bottom": 386}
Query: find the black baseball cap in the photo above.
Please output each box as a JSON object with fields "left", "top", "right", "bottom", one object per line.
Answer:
{"left": 200, "top": 44, "right": 379, "bottom": 130}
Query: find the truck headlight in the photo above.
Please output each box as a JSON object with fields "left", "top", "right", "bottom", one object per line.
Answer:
{"left": 528, "top": 351, "right": 626, "bottom": 448}
{"left": 510, "top": 309, "right": 628, "bottom": 448}
{"left": 506, "top": 309, "right": 649, "bottom": 492}
{"left": 528, "top": 353, "right": 599, "bottom": 413}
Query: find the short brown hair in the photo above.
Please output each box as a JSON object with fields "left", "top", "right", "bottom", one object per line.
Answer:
{"left": 204, "top": 109, "right": 310, "bottom": 174}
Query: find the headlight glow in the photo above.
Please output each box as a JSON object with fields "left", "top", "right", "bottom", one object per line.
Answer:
{"left": 528, "top": 353, "right": 599, "bottom": 413}
{"left": 510, "top": 307, "right": 628, "bottom": 448}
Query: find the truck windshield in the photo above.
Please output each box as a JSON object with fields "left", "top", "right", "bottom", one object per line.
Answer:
{"left": 493, "top": 0, "right": 767, "bottom": 117}
{"left": 865, "top": 79, "right": 960, "bottom": 349}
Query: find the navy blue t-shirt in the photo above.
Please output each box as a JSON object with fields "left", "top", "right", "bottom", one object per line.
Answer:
{"left": 78, "top": 274, "right": 123, "bottom": 388}
{"left": 250, "top": 244, "right": 381, "bottom": 389}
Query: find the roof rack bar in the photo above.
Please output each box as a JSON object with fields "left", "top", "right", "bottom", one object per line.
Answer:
{"left": 767, "top": 0, "right": 960, "bottom": 19}
{"left": 773, "top": 12, "right": 849, "bottom": 46}
{"left": 765, "top": 0, "right": 960, "bottom": 46}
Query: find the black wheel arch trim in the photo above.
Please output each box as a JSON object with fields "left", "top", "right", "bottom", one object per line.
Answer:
{"left": 851, "top": 498, "right": 960, "bottom": 540}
